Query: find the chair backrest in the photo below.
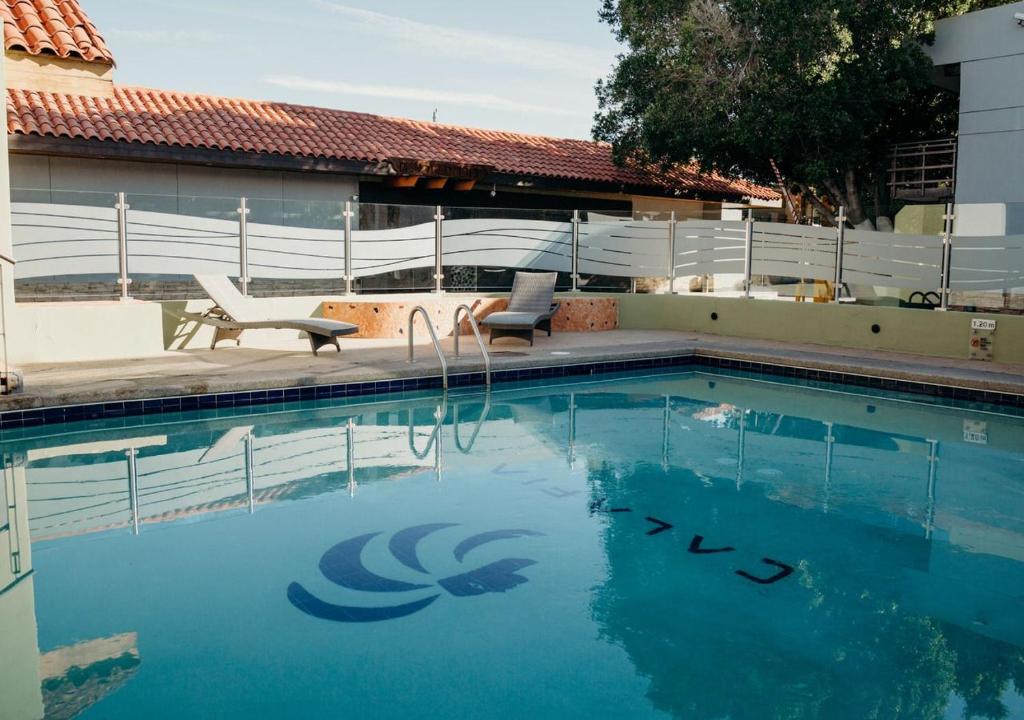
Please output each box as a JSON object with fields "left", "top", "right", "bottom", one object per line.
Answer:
{"left": 194, "top": 275, "right": 259, "bottom": 322}
{"left": 507, "top": 272, "right": 557, "bottom": 314}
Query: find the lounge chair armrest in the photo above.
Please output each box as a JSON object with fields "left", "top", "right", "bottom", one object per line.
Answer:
{"left": 545, "top": 302, "right": 560, "bottom": 319}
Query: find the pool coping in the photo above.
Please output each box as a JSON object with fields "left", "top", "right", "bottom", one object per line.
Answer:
{"left": 1, "top": 346, "right": 1022, "bottom": 430}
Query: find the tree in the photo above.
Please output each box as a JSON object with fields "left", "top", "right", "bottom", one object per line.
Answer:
{"left": 594, "top": 0, "right": 987, "bottom": 228}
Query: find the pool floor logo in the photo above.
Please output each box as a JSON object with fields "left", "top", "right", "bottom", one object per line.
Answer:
{"left": 288, "top": 524, "right": 543, "bottom": 623}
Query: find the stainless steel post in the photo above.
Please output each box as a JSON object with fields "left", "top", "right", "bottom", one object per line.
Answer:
{"left": 939, "top": 202, "right": 954, "bottom": 311}
{"left": 433, "top": 404, "right": 444, "bottom": 483}
{"left": 567, "top": 392, "right": 576, "bottom": 469}
{"left": 736, "top": 409, "right": 746, "bottom": 490}
{"left": 343, "top": 200, "right": 354, "bottom": 295}
{"left": 823, "top": 422, "right": 834, "bottom": 514}
{"left": 115, "top": 192, "right": 132, "bottom": 301}
{"left": 667, "top": 211, "right": 677, "bottom": 294}
{"left": 126, "top": 448, "right": 139, "bottom": 535}
{"left": 743, "top": 210, "right": 754, "bottom": 299}
{"left": 833, "top": 206, "right": 846, "bottom": 302}
{"left": 244, "top": 430, "right": 255, "bottom": 514}
{"left": 346, "top": 418, "right": 356, "bottom": 497}
{"left": 661, "top": 395, "right": 670, "bottom": 470}
{"left": 571, "top": 210, "right": 580, "bottom": 292}
{"left": 238, "top": 197, "right": 250, "bottom": 296}
{"left": 925, "top": 439, "right": 938, "bottom": 539}
{"left": 434, "top": 205, "right": 444, "bottom": 294}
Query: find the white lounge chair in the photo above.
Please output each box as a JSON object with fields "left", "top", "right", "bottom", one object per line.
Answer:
{"left": 186, "top": 274, "right": 358, "bottom": 355}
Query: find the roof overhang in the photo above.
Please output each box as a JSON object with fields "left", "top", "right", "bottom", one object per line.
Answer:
{"left": 9, "top": 134, "right": 758, "bottom": 202}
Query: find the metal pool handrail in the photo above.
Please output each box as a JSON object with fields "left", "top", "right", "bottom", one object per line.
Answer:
{"left": 407, "top": 305, "right": 448, "bottom": 391}
{"left": 408, "top": 400, "right": 447, "bottom": 461}
{"left": 452, "top": 304, "right": 491, "bottom": 387}
{"left": 453, "top": 395, "right": 492, "bottom": 454}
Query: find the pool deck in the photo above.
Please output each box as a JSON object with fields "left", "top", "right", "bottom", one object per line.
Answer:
{"left": 2, "top": 330, "right": 1023, "bottom": 412}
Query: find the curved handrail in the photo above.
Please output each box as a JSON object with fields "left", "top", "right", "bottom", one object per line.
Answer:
{"left": 408, "top": 400, "right": 447, "bottom": 461}
{"left": 407, "top": 306, "right": 448, "bottom": 391}
{"left": 452, "top": 395, "right": 492, "bottom": 454}
{"left": 452, "top": 304, "right": 491, "bottom": 387}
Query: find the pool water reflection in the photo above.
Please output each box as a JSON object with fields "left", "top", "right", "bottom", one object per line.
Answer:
{"left": 1, "top": 369, "right": 1022, "bottom": 719}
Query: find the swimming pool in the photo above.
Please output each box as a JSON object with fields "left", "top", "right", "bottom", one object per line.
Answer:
{"left": 2, "top": 368, "right": 1023, "bottom": 719}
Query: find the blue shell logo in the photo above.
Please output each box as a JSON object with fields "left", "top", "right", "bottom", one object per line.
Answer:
{"left": 288, "top": 524, "right": 543, "bottom": 622}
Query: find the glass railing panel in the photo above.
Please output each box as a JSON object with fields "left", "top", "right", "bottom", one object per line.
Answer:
{"left": 441, "top": 206, "right": 572, "bottom": 292}
{"left": 124, "top": 193, "right": 241, "bottom": 299}
{"left": 10, "top": 189, "right": 120, "bottom": 301}
{"left": 842, "top": 230, "right": 944, "bottom": 308}
{"left": 579, "top": 214, "right": 671, "bottom": 292}
{"left": 244, "top": 197, "right": 345, "bottom": 296}
{"left": 352, "top": 202, "right": 437, "bottom": 293}
{"left": 947, "top": 234, "right": 1024, "bottom": 312}
{"left": 673, "top": 219, "right": 747, "bottom": 295}
{"left": 946, "top": 202, "right": 1024, "bottom": 312}
{"left": 751, "top": 222, "right": 838, "bottom": 301}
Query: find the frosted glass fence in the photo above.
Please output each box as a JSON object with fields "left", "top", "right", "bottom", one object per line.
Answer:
{"left": 9, "top": 190, "right": 1024, "bottom": 310}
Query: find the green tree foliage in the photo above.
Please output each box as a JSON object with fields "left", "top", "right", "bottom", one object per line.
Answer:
{"left": 594, "top": 0, "right": 992, "bottom": 226}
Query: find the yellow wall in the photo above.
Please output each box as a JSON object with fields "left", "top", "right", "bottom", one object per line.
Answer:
{"left": 617, "top": 294, "right": 1024, "bottom": 364}
{"left": 7, "top": 293, "right": 1024, "bottom": 366}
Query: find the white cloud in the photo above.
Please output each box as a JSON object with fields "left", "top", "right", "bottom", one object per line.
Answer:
{"left": 265, "top": 74, "right": 587, "bottom": 118}
{"left": 312, "top": 1, "right": 611, "bottom": 80}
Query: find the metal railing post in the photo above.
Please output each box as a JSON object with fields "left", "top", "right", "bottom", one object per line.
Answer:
{"left": 434, "top": 205, "right": 444, "bottom": 294}
{"left": 571, "top": 209, "right": 580, "bottom": 292}
{"left": 346, "top": 418, "right": 356, "bottom": 497}
{"left": 567, "top": 392, "right": 576, "bottom": 469}
{"left": 115, "top": 192, "right": 132, "bottom": 301}
{"left": 743, "top": 210, "right": 754, "bottom": 299}
{"left": 833, "top": 206, "right": 846, "bottom": 302}
{"left": 661, "top": 394, "right": 670, "bottom": 470}
{"left": 244, "top": 430, "right": 255, "bottom": 514}
{"left": 343, "top": 200, "right": 354, "bottom": 295}
{"left": 939, "top": 202, "right": 954, "bottom": 311}
{"left": 126, "top": 448, "right": 139, "bottom": 535}
{"left": 237, "top": 197, "right": 250, "bottom": 296}
{"left": 667, "top": 211, "right": 677, "bottom": 294}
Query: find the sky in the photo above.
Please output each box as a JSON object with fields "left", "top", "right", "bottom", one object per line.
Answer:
{"left": 83, "top": 0, "right": 623, "bottom": 140}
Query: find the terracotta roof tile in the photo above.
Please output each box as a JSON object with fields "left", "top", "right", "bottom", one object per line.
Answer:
{"left": 2, "top": 0, "right": 113, "bottom": 63}
{"left": 6, "top": 85, "right": 779, "bottom": 201}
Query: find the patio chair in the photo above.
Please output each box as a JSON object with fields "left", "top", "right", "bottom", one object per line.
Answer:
{"left": 186, "top": 274, "right": 358, "bottom": 355}
{"left": 481, "top": 272, "right": 560, "bottom": 345}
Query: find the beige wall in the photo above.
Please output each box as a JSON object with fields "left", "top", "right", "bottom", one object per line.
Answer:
{"left": 617, "top": 294, "right": 1024, "bottom": 364}
{"left": 1, "top": 54, "right": 16, "bottom": 376}
{"left": 4, "top": 51, "right": 113, "bottom": 97}
{"left": 10, "top": 301, "right": 166, "bottom": 364}
{"left": 9, "top": 154, "right": 359, "bottom": 205}
{"left": 7, "top": 292, "right": 1024, "bottom": 366}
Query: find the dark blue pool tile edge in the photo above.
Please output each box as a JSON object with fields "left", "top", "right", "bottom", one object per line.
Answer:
{"left": 1, "top": 352, "right": 1021, "bottom": 429}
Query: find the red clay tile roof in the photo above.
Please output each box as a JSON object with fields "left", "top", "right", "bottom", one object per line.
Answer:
{"left": 6, "top": 85, "right": 779, "bottom": 201}
{"left": 2, "top": 0, "right": 113, "bottom": 64}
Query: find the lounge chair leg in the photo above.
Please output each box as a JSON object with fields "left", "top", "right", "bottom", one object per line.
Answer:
{"left": 211, "top": 326, "right": 243, "bottom": 349}
{"left": 309, "top": 333, "right": 339, "bottom": 356}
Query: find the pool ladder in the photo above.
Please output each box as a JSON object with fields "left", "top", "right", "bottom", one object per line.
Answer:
{"left": 407, "top": 305, "right": 491, "bottom": 390}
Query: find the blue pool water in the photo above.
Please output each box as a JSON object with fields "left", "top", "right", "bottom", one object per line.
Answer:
{"left": 2, "top": 368, "right": 1023, "bottom": 719}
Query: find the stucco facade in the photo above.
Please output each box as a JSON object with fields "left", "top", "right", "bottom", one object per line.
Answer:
{"left": 927, "top": 1, "right": 1024, "bottom": 234}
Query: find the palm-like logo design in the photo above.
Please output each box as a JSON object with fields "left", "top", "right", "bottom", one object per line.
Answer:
{"left": 288, "top": 524, "right": 543, "bottom": 622}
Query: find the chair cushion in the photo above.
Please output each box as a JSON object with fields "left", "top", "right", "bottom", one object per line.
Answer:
{"left": 481, "top": 311, "right": 542, "bottom": 328}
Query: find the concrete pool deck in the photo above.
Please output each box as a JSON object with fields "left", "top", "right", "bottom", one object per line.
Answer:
{"left": 2, "top": 329, "right": 1023, "bottom": 412}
